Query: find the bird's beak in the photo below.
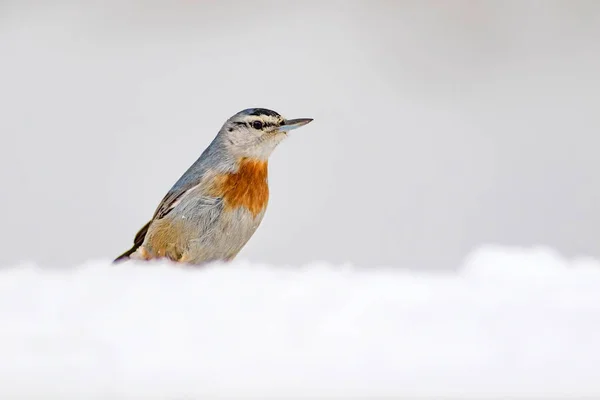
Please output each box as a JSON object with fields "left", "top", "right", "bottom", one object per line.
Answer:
{"left": 279, "top": 118, "right": 313, "bottom": 132}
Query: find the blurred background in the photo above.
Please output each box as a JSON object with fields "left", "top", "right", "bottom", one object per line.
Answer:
{"left": 0, "top": 1, "right": 598, "bottom": 269}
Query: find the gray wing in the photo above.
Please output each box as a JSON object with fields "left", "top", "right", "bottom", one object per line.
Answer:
{"left": 151, "top": 137, "right": 225, "bottom": 219}
{"left": 152, "top": 184, "right": 196, "bottom": 220}
{"left": 152, "top": 153, "right": 216, "bottom": 220}
{"left": 114, "top": 153, "right": 213, "bottom": 263}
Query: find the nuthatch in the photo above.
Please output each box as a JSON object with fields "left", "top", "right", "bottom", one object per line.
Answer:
{"left": 114, "top": 108, "right": 313, "bottom": 265}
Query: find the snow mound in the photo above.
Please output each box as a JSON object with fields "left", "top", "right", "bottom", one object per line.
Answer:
{"left": 1, "top": 246, "right": 600, "bottom": 398}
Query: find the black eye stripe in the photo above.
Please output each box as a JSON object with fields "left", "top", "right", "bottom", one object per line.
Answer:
{"left": 232, "top": 120, "right": 280, "bottom": 129}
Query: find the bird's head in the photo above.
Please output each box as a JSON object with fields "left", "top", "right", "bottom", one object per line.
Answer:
{"left": 219, "top": 108, "right": 313, "bottom": 160}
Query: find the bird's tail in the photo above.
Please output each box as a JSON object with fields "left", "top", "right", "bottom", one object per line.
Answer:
{"left": 113, "top": 246, "right": 138, "bottom": 263}
{"left": 113, "top": 220, "right": 151, "bottom": 264}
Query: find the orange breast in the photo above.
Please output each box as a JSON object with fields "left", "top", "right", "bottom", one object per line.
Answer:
{"left": 211, "top": 158, "right": 269, "bottom": 217}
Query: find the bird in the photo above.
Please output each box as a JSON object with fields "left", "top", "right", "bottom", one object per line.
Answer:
{"left": 114, "top": 108, "right": 313, "bottom": 266}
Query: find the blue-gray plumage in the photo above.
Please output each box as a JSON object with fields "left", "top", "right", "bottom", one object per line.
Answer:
{"left": 114, "top": 108, "right": 313, "bottom": 265}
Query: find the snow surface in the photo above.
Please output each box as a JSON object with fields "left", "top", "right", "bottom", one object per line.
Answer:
{"left": 1, "top": 245, "right": 600, "bottom": 399}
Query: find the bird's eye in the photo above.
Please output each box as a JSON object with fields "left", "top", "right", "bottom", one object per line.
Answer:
{"left": 252, "top": 120, "right": 263, "bottom": 130}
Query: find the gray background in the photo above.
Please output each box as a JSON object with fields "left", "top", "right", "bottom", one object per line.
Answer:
{"left": 1, "top": 1, "right": 598, "bottom": 269}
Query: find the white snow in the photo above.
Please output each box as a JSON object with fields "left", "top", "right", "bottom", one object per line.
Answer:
{"left": 1, "top": 245, "right": 600, "bottom": 399}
